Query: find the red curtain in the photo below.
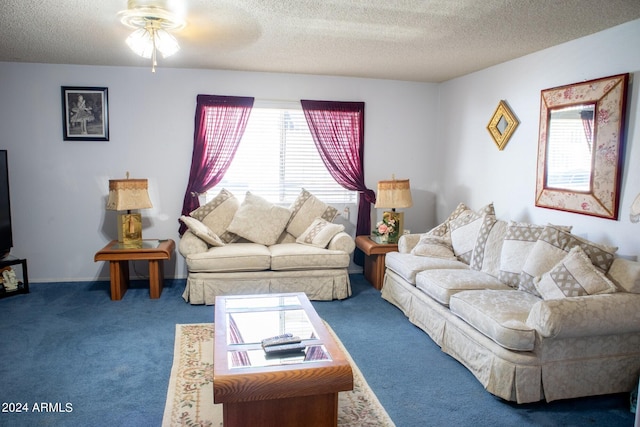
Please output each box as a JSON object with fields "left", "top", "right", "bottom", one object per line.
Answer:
{"left": 581, "top": 109, "right": 594, "bottom": 151}
{"left": 179, "top": 95, "right": 254, "bottom": 235}
{"left": 300, "top": 100, "right": 376, "bottom": 249}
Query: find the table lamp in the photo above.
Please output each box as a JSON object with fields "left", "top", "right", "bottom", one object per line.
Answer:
{"left": 106, "top": 173, "right": 153, "bottom": 246}
{"left": 374, "top": 176, "right": 413, "bottom": 243}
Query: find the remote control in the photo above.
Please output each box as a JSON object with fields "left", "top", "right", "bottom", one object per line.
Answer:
{"left": 261, "top": 334, "right": 300, "bottom": 347}
{"left": 263, "top": 342, "right": 306, "bottom": 355}
{"left": 262, "top": 333, "right": 292, "bottom": 342}
{"left": 262, "top": 336, "right": 302, "bottom": 348}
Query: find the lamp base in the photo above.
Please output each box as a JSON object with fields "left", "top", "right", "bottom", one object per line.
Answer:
{"left": 117, "top": 213, "right": 143, "bottom": 246}
{"left": 383, "top": 210, "right": 404, "bottom": 243}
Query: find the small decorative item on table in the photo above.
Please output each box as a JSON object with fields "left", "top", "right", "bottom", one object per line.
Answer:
{"left": 372, "top": 212, "right": 399, "bottom": 244}
{"left": 0, "top": 257, "right": 29, "bottom": 299}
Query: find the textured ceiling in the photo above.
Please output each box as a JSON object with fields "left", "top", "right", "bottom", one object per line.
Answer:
{"left": 1, "top": 0, "right": 640, "bottom": 82}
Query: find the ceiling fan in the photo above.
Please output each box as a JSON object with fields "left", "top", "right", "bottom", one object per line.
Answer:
{"left": 118, "top": 0, "right": 186, "bottom": 72}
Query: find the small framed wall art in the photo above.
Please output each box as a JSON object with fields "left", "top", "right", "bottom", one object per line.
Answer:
{"left": 487, "top": 100, "right": 519, "bottom": 151}
{"left": 61, "top": 86, "right": 109, "bottom": 141}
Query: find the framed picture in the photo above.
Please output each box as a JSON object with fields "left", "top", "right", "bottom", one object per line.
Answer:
{"left": 61, "top": 86, "right": 109, "bottom": 141}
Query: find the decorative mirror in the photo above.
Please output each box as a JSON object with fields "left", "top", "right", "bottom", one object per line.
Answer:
{"left": 535, "top": 73, "right": 629, "bottom": 220}
{"left": 487, "top": 100, "right": 519, "bottom": 150}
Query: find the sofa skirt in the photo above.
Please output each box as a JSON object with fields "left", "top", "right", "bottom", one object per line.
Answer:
{"left": 183, "top": 269, "right": 351, "bottom": 305}
{"left": 381, "top": 268, "right": 640, "bottom": 403}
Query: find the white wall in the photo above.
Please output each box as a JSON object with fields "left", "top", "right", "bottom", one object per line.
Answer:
{"left": 438, "top": 19, "right": 640, "bottom": 258}
{"left": 0, "top": 63, "right": 438, "bottom": 282}
{"left": 2, "top": 18, "right": 639, "bottom": 282}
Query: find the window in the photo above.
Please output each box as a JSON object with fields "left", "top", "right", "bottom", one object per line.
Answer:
{"left": 209, "top": 101, "right": 357, "bottom": 204}
{"left": 546, "top": 105, "right": 594, "bottom": 192}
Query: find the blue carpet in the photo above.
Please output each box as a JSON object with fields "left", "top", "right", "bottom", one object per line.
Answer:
{"left": 0, "top": 275, "right": 635, "bottom": 426}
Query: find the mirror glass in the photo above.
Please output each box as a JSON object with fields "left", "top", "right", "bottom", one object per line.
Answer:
{"left": 535, "top": 74, "right": 628, "bottom": 220}
{"left": 497, "top": 116, "right": 508, "bottom": 134}
{"left": 545, "top": 104, "right": 595, "bottom": 192}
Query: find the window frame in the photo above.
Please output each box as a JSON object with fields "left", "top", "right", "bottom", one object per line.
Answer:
{"left": 206, "top": 100, "right": 357, "bottom": 205}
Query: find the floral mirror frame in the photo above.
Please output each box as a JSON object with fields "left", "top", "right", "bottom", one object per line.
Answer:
{"left": 535, "top": 73, "right": 629, "bottom": 220}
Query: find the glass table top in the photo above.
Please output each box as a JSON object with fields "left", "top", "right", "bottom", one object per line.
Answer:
{"left": 224, "top": 294, "right": 302, "bottom": 310}
{"left": 221, "top": 294, "right": 331, "bottom": 369}
{"left": 110, "top": 240, "right": 161, "bottom": 250}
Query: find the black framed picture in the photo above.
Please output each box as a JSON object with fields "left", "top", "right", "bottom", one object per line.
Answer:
{"left": 61, "top": 86, "right": 109, "bottom": 141}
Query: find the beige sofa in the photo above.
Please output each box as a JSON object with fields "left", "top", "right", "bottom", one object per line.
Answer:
{"left": 381, "top": 202, "right": 640, "bottom": 403}
{"left": 179, "top": 189, "right": 355, "bottom": 304}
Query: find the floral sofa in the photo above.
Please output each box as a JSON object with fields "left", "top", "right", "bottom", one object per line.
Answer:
{"left": 381, "top": 202, "right": 640, "bottom": 403}
{"left": 179, "top": 189, "right": 355, "bottom": 304}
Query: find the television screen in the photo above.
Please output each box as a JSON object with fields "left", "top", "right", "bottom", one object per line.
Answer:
{"left": 0, "top": 150, "right": 13, "bottom": 258}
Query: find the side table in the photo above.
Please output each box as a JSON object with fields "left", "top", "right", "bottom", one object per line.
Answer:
{"left": 94, "top": 239, "right": 175, "bottom": 300}
{"left": 355, "top": 235, "right": 398, "bottom": 290}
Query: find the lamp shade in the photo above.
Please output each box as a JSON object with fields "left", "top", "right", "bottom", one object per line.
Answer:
{"left": 375, "top": 179, "right": 413, "bottom": 209}
{"left": 106, "top": 178, "right": 153, "bottom": 211}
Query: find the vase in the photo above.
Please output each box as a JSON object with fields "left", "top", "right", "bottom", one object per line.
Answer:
{"left": 379, "top": 235, "right": 389, "bottom": 243}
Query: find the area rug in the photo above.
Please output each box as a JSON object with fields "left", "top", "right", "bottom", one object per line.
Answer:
{"left": 162, "top": 323, "right": 395, "bottom": 427}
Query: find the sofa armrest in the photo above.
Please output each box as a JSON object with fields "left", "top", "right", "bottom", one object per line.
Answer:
{"left": 327, "top": 231, "right": 355, "bottom": 254}
{"left": 178, "top": 230, "right": 208, "bottom": 257}
{"left": 398, "top": 233, "right": 421, "bottom": 253}
{"left": 526, "top": 292, "right": 640, "bottom": 339}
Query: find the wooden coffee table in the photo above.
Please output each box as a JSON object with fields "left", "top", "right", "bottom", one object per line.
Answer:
{"left": 214, "top": 293, "right": 353, "bottom": 427}
{"left": 94, "top": 239, "right": 175, "bottom": 300}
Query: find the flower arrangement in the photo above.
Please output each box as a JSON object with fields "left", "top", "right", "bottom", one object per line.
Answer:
{"left": 373, "top": 212, "right": 399, "bottom": 243}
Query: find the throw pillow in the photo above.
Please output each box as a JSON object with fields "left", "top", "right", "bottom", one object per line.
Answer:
{"left": 411, "top": 235, "right": 456, "bottom": 259}
{"left": 449, "top": 203, "right": 495, "bottom": 264}
{"left": 498, "top": 222, "right": 547, "bottom": 288}
{"left": 226, "top": 192, "right": 292, "bottom": 246}
{"left": 296, "top": 218, "right": 345, "bottom": 248}
{"left": 179, "top": 215, "right": 225, "bottom": 247}
{"left": 470, "top": 217, "right": 508, "bottom": 277}
{"left": 422, "top": 202, "right": 471, "bottom": 240}
{"left": 189, "top": 188, "right": 239, "bottom": 243}
{"left": 534, "top": 246, "right": 617, "bottom": 300}
{"left": 286, "top": 189, "right": 339, "bottom": 238}
{"left": 607, "top": 258, "right": 640, "bottom": 294}
{"left": 519, "top": 225, "right": 617, "bottom": 296}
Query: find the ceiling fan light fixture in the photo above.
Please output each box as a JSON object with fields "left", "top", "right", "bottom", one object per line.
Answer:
{"left": 125, "top": 25, "right": 180, "bottom": 58}
{"left": 118, "top": 0, "right": 185, "bottom": 72}
{"left": 125, "top": 27, "right": 154, "bottom": 59}
{"left": 153, "top": 28, "right": 180, "bottom": 57}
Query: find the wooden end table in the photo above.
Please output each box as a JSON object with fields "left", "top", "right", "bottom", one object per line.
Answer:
{"left": 94, "top": 239, "right": 175, "bottom": 300}
{"left": 355, "top": 235, "right": 398, "bottom": 290}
